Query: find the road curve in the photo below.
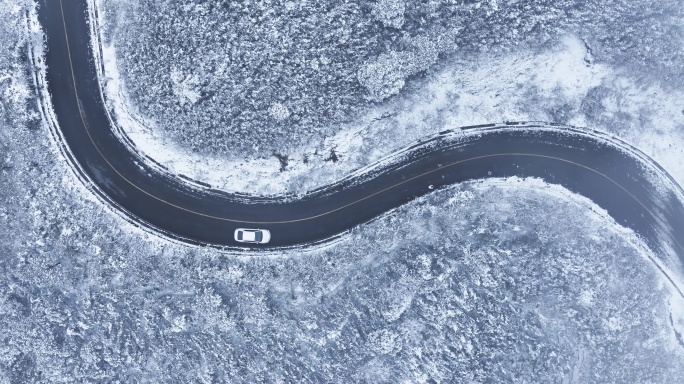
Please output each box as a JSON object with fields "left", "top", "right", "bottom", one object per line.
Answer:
{"left": 36, "top": 0, "right": 684, "bottom": 269}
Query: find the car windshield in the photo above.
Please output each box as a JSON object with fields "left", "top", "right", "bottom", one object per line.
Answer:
{"left": 237, "top": 231, "right": 243, "bottom": 241}
{"left": 255, "top": 231, "right": 263, "bottom": 242}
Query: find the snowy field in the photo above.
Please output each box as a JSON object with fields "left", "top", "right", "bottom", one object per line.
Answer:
{"left": 92, "top": 0, "right": 684, "bottom": 195}
{"left": 1, "top": 0, "right": 684, "bottom": 381}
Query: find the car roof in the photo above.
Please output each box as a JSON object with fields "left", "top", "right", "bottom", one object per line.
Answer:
{"left": 242, "top": 230, "right": 257, "bottom": 241}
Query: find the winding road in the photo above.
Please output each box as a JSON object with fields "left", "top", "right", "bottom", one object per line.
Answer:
{"left": 36, "top": 0, "right": 684, "bottom": 272}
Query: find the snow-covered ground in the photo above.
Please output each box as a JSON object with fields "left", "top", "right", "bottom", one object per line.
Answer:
{"left": 4, "top": 114, "right": 684, "bottom": 380}
{"left": 1, "top": 0, "right": 684, "bottom": 380}
{"left": 92, "top": 0, "right": 684, "bottom": 196}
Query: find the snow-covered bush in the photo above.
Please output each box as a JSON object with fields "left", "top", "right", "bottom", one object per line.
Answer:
{"left": 94, "top": 0, "right": 684, "bottom": 197}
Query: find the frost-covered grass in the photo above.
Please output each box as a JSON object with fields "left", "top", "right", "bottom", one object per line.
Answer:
{"left": 93, "top": 0, "right": 684, "bottom": 195}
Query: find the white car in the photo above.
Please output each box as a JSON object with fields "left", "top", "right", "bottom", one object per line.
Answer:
{"left": 234, "top": 228, "right": 271, "bottom": 244}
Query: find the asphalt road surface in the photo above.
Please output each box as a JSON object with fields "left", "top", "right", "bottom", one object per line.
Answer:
{"left": 37, "top": 0, "right": 684, "bottom": 277}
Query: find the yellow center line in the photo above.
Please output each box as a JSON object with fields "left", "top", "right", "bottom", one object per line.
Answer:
{"left": 57, "top": 0, "right": 684, "bottom": 259}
